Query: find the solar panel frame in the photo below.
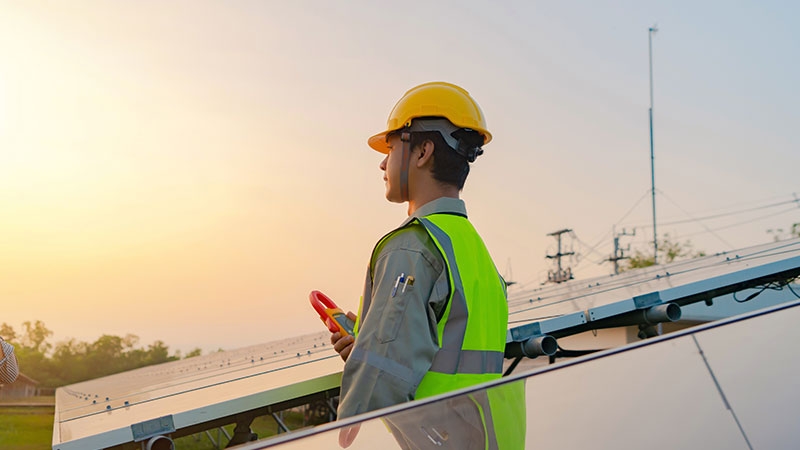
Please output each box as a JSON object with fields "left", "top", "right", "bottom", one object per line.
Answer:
{"left": 505, "top": 239, "right": 800, "bottom": 345}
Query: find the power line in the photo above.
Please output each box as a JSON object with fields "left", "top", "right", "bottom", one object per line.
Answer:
{"left": 622, "top": 195, "right": 799, "bottom": 229}
{"left": 678, "top": 192, "right": 797, "bottom": 219}
{"left": 614, "top": 190, "right": 652, "bottom": 227}
{"left": 581, "top": 190, "right": 650, "bottom": 259}
{"left": 656, "top": 189, "right": 736, "bottom": 249}
{"left": 680, "top": 206, "right": 800, "bottom": 239}
{"left": 571, "top": 234, "right": 611, "bottom": 265}
{"left": 518, "top": 190, "right": 797, "bottom": 284}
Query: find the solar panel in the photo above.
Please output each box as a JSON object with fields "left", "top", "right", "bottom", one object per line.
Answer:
{"left": 232, "top": 299, "right": 800, "bottom": 449}
{"left": 505, "top": 239, "right": 800, "bottom": 353}
{"left": 53, "top": 332, "right": 341, "bottom": 450}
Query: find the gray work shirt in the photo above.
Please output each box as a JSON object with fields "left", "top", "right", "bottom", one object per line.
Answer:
{"left": 337, "top": 197, "right": 467, "bottom": 418}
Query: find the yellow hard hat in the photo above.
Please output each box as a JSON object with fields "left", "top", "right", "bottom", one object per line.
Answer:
{"left": 368, "top": 82, "right": 492, "bottom": 154}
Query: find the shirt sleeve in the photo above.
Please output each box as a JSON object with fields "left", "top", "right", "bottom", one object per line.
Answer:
{"left": 0, "top": 338, "right": 19, "bottom": 384}
{"left": 337, "top": 227, "right": 448, "bottom": 418}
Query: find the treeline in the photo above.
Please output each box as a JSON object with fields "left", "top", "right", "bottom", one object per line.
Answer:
{"left": 1, "top": 320, "right": 201, "bottom": 389}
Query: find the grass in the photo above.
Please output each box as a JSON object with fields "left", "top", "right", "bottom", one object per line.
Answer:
{"left": 0, "top": 405, "right": 54, "bottom": 450}
{"left": 1, "top": 400, "right": 319, "bottom": 450}
{"left": 0, "top": 395, "right": 55, "bottom": 405}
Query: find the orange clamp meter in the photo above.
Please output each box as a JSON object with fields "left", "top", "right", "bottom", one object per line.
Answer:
{"left": 310, "top": 290, "right": 355, "bottom": 337}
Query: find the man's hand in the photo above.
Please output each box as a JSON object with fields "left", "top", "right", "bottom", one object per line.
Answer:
{"left": 330, "top": 311, "right": 357, "bottom": 362}
{"left": 339, "top": 423, "right": 361, "bottom": 448}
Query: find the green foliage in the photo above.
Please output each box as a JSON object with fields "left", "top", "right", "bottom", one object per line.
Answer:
{"left": 20, "top": 321, "right": 53, "bottom": 354}
{"left": 623, "top": 233, "right": 705, "bottom": 271}
{"left": 0, "top": 323, "right": 18, "bottom": 341}
{"left": 184, "top": 348, "right": 203, "bottom": 358}
{"left": 0, "top": 322, "right": 188, "bottom": 388}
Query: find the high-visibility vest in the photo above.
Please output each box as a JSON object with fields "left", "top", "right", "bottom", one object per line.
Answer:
{"left": 355, "top": 212, "right": 525, "bottom": 449}
{"left": 358, "top": 212, "right": 507, "bottom": 393}
{"left": 361, "top": 212, "right": 524, "bottom": 449}
{"left": 412, "top": 213, "right": 508, "bottom": 397}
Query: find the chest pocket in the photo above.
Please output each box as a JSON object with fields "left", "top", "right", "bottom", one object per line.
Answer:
{"left": 376, "top": 292, "right": 411, "bottom": 344}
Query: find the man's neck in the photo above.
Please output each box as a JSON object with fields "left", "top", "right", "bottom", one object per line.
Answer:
{"left": 407, "top": 186, "right": 460, "bottom": 216}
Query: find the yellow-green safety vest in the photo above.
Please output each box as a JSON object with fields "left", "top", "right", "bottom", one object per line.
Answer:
{"left": 359, "top": 212, "right": 525, "bottom": 449}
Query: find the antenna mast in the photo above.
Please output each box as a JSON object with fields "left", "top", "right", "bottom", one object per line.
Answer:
{"left": 648, "top": 25, "right": 659, "bottom": 264}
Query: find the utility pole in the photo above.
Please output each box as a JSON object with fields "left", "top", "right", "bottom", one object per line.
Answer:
{"left": 546, "top": 228, "right": 575, "bottom": 283}
{"left": 607, "top": 228, "right": 636, "bottom": 274}
{"left": 649, "top": 25, "right": 659, "bottom": 264}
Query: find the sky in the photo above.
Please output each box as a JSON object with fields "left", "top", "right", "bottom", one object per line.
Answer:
{"left": 1, "top": 1, "right": 798, "bottom": 354}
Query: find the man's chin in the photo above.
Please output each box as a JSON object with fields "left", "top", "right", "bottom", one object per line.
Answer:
{"left": 386, "top": 196, "right": 405, "bottom": 204}
{"left": 385, "top": 190, "right": 402, "bottom": 203}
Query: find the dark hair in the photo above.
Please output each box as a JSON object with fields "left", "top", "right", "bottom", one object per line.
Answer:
{"left": 410, "top": 130, "right": 483, "bottom": 190}
{"left": 386, "top": 126, "right": 484, "bottom": 190}
{"left": 409, "top": 131, "right": 467, "bottom": 189}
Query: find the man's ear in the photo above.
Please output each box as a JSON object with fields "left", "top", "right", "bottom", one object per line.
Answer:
{"left": 416, "top": 139, "right": 435, "bottom": 168}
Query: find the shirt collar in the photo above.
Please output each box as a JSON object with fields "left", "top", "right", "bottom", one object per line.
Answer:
{"left": 401, "top": 197, "right": 467, "bottom": 226}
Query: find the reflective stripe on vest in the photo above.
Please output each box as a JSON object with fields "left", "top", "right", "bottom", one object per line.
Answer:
{"left": 419, "top": 217, "right": 504, "bottom": 376}
{"left": 362, "top": 212, "right": 507, "bottom": 399}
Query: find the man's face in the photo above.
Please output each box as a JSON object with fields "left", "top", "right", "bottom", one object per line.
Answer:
{"left": 380, "top": 134, "right": 406, "bottom": 203}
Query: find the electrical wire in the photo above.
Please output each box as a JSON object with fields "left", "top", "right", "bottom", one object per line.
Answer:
{"left": 614, "top": 190, "right": 652, "bottom": 228}
{"left": 570, "top": 190, "right": 657, "bottom": 272}
{"left": 780, "top": 276, "right": 800, "bottom": 300}
{"left": 622, "top": 194, "right": 799, "bottom": 229}
{"left": 572, "top": 234, "right": 612, "bottom": 263}
{"left": 570, "top": 234, "right": 609, "bottom": 266}
{"left": 657, "top": 189, "right": 736, "bottom": 249}
{"left": 650, "top": 197, "right": 798, "bottom": 227}
{"left": 787, "top": 282, "right": 800, "bottom": 300}
{"left": 733, "top": 285, "right": 771, "bottom": 303}
{"left": 503, "top": 356, "right": 523, "bottom": 376}
{"left": 732, "top": 276, "right": 800, "bottom": 303}
{"left": 680, "top": 206, "right": 799, "bottom": 239}
{"left": 581, "top": 190, "right": 650, "bottom": 257}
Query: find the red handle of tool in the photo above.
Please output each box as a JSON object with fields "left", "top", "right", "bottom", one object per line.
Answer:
{"left": 309, "top": 290, "right": 341, "bottom": 333}
{"left": 310, "top": 290, "right": 337, "bottom": 315}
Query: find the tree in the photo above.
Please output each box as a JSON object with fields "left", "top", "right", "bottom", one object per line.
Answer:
{"left": 4, "top": 320, "right": 189, "bottom": 387}
{"left": 51, "top": 338, "right": 91, "bottom": 386}
{"left": 184, "top": 348, "right": 202, "bottom": 359}
{"left": 13, "top": 321, "right": 56, "bottom": 385}
{"left": 87, "top": 335, "right": 127, "bottom": 376}
{"left": 145, "top": 340, "right": 177, "bottom": 365}
{"left": 20, "top": 320, "right": 53, "bottom": 354}
{"left": 623, "top": 233, "right": 705, "bottom": 271}
{"left": 0, "top": 323, "right": 17, "bottom": 342}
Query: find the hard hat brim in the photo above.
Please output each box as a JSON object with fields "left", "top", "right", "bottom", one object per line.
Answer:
{"left": 368, "top": 131, "right": 391, "bottom": 154}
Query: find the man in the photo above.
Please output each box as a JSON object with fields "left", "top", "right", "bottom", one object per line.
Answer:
{"left": 0, "top": 336, "right": 19, "bottom": 385}
{"left": 332, "top": 81, "right": 509, "bottom": 416}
